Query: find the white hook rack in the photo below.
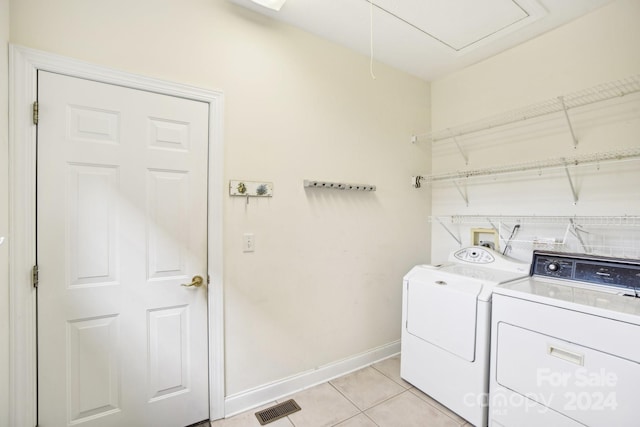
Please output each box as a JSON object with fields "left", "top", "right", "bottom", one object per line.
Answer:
{"left": 304, "top": 180, "right": 376, "bottom": 191}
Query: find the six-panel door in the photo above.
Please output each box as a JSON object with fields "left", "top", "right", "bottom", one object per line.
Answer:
{"left": 37, "top": 71, "right": 210, "bottom": 427}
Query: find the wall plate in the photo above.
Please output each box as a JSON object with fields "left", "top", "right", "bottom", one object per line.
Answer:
{"left": 471, "top": 228, "right": 499, "bottom": 251}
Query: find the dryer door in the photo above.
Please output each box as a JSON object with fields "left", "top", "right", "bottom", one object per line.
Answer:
{"left": 406, "top": 273, "right": 482, "bottom": 362}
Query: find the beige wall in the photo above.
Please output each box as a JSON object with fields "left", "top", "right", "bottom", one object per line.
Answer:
{"left": 1, "top": 0, "right": 10, "bottom": 425}
{"left": 8, "top": 0, "right": 431, "bottom": 402}
{"left": 430, "top": 0, "right": 640, "bottom": 262}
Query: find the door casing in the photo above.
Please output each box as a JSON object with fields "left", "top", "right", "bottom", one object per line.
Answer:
{"left": 8, "top": 44, "right": 225, "bottom": 426}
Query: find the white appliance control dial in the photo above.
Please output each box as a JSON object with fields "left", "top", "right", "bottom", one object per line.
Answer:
{"left": 453, "top": 247, "right": 495, "bottom": 264}
{"left": 546, "top": 261, "right": 560, "bottom": 272}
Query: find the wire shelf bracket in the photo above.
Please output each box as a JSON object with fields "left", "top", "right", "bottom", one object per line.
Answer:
{"left": 435, "top": 216, "right": 462, "bottom": 246}
{"left": 569, "top": 218, "right": 589, "bottom": 253}
{"left": 453, "top": 180, "right": 469, "bottom": 207}
{"left": 453, "top": 137, "right": 469, "bottom": 165}
{"left": 558, "top": 96, "right": 579, "bottom": 148}
{"left": 563, "top": 162, "right": 579, "bottom": 205}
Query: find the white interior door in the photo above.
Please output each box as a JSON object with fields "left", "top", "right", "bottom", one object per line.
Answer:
{"left": 37, "top": 71, "right": 210, "bottom": 427}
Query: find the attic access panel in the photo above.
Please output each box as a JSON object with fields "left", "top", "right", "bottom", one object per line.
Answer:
{"left": 370, "top": 0, "right": 546, "bottom": 51}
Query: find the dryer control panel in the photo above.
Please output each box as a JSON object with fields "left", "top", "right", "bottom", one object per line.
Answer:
{"left": 453, "top": 247, "right": 495, "bottom": 264}
{"left": 448, "top": 246, "right": 530, "bottom": 274}
{"left": 532, "top": 251, "right": 640, "bottom": 296}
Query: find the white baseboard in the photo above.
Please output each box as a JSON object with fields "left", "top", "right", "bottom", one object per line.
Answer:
{"left": 223, "top": 340, "right": 401, "bottom": 418}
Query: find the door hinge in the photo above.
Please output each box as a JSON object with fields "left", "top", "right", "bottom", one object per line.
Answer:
{"left": 32, "top": 101, "right": 39, "bottom": 125}
{"left": 32, "top": 265, "right": 39, "bottom": 288}
{"left": 207, "top": 275, "right": 210, "bottom": 285}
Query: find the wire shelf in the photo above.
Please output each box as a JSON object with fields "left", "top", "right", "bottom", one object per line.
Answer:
{"left": 430, "top": 215, "right": 640, "bottom": 227}
{"left": 431, "top": 215, "right": 640, "bottom": 259}
{"left": 422, "top": 74, "right": 640, "bottom": 143}
{"left": 421, "top": 147, "right": 640, "bottom": 183}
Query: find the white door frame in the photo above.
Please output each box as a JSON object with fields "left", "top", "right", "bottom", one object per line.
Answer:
{"left": 8, "top": 45, "right": 225, "bottom": 426}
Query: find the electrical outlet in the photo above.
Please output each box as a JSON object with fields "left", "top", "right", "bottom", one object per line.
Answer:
{"left": 243, "top": 233, "right": 255, "bottom": 252}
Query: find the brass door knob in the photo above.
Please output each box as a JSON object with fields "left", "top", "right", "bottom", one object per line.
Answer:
{"left": 181, "top": 275, "right": 204, "bottom": 287}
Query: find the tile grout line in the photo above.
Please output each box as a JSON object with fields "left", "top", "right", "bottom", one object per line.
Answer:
{"left": 292, "top": 381, "right": 360, "bottom": 427}
{"left": 326, "top": 365, "right": 412, "bottom": 420}
{"left": 369, "top": 388, "right": 468, "bottom": 427}
{"left": 406, "top": 388, "right": 470, "bottom": 426}
{"left": 332, "top": 372, "right": 413, "bottom": 416}
{"left": 285, "top": 383, "right": 364, "bottom": 427}
{"left": 327, "top": 381, "right": 363, "bottom": 413}
{"left": 372, "top": 357, "right": 468, "bottom": 425}
{"left": 329, "top": 411, "right": 381, "bottom": 427}
{"left": 369, "top": 363, "right": 412, "bottom": 390}
{"left": 361, "top": 411, "right": 381, "bottom": 427}
{"left": 328, "top": 372, "right": 408, "bottom": 412}
{"left": 361, "top": 388, "right": 413, "bottom": 411}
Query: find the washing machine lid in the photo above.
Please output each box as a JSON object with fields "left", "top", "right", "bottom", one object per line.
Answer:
{"left": 405, "top": 264, "right": 526, "bottom": 301}
{"left": 406, "top": 270, "right": 482, "bottom": 362}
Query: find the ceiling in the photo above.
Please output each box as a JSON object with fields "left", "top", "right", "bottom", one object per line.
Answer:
{"left": 229, "top": 0, "right": 615, "bottom": 81}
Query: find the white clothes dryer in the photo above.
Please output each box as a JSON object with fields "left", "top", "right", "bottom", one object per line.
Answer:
{"left": 489, "top": 251, "right": 640, "bottom": 427}
{"left": 401, "top": 247, "right": 530, "bottom": 427}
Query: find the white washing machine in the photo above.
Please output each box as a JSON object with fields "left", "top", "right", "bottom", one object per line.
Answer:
{"left": 489, "top": 251, "right": 640, "bottom": 427}
{"left": 401, "top": 247, "right": 530, "bottom": 427}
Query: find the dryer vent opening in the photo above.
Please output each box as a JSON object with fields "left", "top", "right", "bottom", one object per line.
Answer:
{"left": 255, "top": 399, "right": 301, "bottom": 425}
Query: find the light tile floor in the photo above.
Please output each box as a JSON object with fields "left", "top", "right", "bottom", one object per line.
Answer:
{"left": 211, "top": 355, "right": 472, "bottom": 427}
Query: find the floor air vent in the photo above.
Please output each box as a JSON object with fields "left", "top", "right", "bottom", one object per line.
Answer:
{"left": 255, "top": 399, "right": 301, "bottom": 425}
